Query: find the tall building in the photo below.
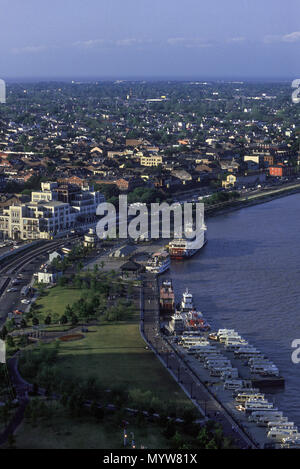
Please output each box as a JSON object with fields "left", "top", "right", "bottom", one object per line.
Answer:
{"left": 0, "top": 79, "right": 6, "bottom": 104}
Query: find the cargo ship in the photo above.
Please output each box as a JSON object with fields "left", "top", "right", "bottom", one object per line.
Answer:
{"left": 159, "top": 279, "right": 175, "bottom": 314}
{"left": 168, "top": 223, "right": 207, "bottom": 260}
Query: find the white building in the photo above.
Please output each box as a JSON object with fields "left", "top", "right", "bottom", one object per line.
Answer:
{"left": 0, "top": 182, "right": 105, "bottom": 240}
{"left": 0, "top": 79, "right": 6, "bottom": 104}
{"left": 38, "top": 266, "right": 62, "bottom": 284}
{"left": 70, "top": 186, "right": 105, "bottom": 218}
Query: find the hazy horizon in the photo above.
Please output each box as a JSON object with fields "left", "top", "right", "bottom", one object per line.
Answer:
{"left": 3, "top": 76, "right": 297, "bottom": 84}
{"left": 0, "top": 0, "right": 299, "bottom": 80}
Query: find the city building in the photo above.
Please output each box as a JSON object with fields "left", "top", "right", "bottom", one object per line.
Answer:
{"left": 140, "top": 155, "right": 163, "bottom": 167}
{"left": 269, "top": 164, "right": 294, "bottom": 177}
{"left": 0, "top": 182, "right": 105, "bottom": 240}
{"left": 37, "top": 266, "right": 62, "bottom": 284}
{"left": 0, "top": 79, "right": 6, "bottom": 104}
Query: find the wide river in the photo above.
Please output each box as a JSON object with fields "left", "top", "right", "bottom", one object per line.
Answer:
{"left": 169, "top": 193, "right": 300, "bottom": 426}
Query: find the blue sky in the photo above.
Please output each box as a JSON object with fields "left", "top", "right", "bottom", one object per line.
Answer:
{"left": 0, "top": 0, "right": 299, "bottom": 79}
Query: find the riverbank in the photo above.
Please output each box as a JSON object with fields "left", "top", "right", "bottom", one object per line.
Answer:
{"left": 204, "top": 182, "right": 300, "bottom": 218}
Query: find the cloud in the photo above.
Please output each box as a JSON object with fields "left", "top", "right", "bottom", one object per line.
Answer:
{"left": 282, "top": 31, "right": 300, "bottom": 43}
{"left": 166, "top": 37, "right": 213, "bottom": 48}
{"left": 115, "top": 38, "right": 141, "bottom": 47}
{"left": 11, "top": 45, "right": 46, "bottom": 54}
{"left": 73, "top": 39, "right": 109, "bottom": 48}
{"left": 226, "top": 37, "right": 246, "bottom": 44}
{"left": 264, "top": 31, "right": 300, "bottom": 44}
{"left": 73, "top": 38, "right": 152, "bottom": 49}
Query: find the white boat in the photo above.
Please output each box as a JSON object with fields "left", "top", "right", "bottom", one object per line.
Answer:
{"left": 267, "top": 421, "right": 295, "bottom": 430}
{"left": 221, "top": 368, "right": 239, "bottom": 380}
{"left": 267, "top": 428, "right": 300, "bottom": 443}
{"left": 234, "top": 347, "right": 261, "bottom": 357}
{"left": 205, "top": 360, "right": 232, "bottom": 369}
{"left": 196, "top": 346, "right": 219, "bottom": 355}
{"left": 210, "top": 367, "right": 235, "bottom": 377}
{"left": 232, "top": 387, "right": 259, "bottom": 397}
{"left": 280, "top": 436, "right": 300, "bottom": 448}
{"left": 257, "top": 416, "right": 288, "bottom": 427}
{"left": 146, "top": 251, "right": 170, "bottom": 274}
{"left": 244, "top": 400, "right": 275, "bottom": 413}
{"left": 181, "top": 289, "right": 194, "bottom": 312}
{"left": 249, "top": 411, "right": 284, "bottom": 423}
{"left": 181, "top": 337, "right": 209, "bottom": 347}
{"left": 224, "top": 379, "right": 244, "bottom": 390}
{"left": 186, "top": 344, "right": 214, "bottom": 354}
{"left": 169, "top": 223, "right": 207, "bottom": 259}
{"left": 235, "top": 393, "right": 265, "bottom": 403}
{"left": 198, "top": 353, "right": 221, "bottom": 362}
{"left": 225, "top": 339, "right": 248, "bottom": 351}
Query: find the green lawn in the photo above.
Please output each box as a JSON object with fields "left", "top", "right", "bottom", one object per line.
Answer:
{"left": 23, "top": 284, "right": 192, "bottom": 409}
{"left": 34, "top": 286, "right": 84, "bottom": 320}
{"left": 54, "top": 323, "right": 189, "bottom": 408}
{"left": 15, "top": 283, "right": 197, "bottom": 449}
{"left": 9, "top": 402, "right": 170, "bottom": 449}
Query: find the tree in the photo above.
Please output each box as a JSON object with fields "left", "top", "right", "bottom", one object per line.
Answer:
{"left": 6, "top": 335, "right": 15, "bottom": 348}
{"left": 170, "top": 431, "right": 183, "bottom": 449}
{"left": 0, "top": 325, "right": 8, "bottom": 340}
{"left": 32, "top": 317, "right": 39, "bottom": 326}
{"left": 60, "top": 314, "right": 68, "bottom": 325}
{"left": 58, "top": 276, "right": 67, "bottom": 287}
{"left": 19, "top": 335, "right": 28, "bottom": 347}
{"left": 36, "top": 283, "right": 46, "bottom": 296}
{"left": 71, "top": 314, "right": 78, "bottom": 326}
{"left": 64, "top": 304, "right": 73, "bottom": 320}
{"left": 206, "top": 439, "right": 218, "bottom": 449}
{"left": 20, "top": 318, "right": 27, "bottom": 329}
{"left": 45, "top": 315, "right": 52, "bottom": 325}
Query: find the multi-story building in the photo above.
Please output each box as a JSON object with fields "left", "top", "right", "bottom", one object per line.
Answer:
{"left": 140, "top": 155, "right": 163, "bottom": 167}
{"left": 269, "top": 164, "right": 294, "bottom": 177}
{"left": 70, "top": 185, "right": 104, "bottom": 219}
{"left": 0, "top": 182, "right": 105, "bottom": 240}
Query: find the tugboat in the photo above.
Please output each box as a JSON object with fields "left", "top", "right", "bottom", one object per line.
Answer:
{"left": 181, "top": 288, "right": 194, "bottom": 312}
{"left": 159, "top": 280, "right": 175, "bottom": 314}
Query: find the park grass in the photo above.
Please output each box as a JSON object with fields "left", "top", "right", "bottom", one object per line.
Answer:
{"left": 54, "top": 322, "right": 190, "bottom": 408}
{"left": 16, "top": 283, "right": 196, "bottom": 449}
{"left": 34, "top": 286, "right": 85, "bottom": 320}
{"left": 10, "top": 402, "right": 170, "bottom": 449}
{"left": 27, "top": 284, "right": 193, "bottom": 410}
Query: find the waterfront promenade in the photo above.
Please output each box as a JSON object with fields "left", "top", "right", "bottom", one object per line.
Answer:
{"left": 140, "top": 273, "right": 257, "bottom": 449}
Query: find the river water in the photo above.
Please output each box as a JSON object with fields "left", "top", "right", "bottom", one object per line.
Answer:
{"left": 169, "top": 193, "right": 300, "bottom": 427}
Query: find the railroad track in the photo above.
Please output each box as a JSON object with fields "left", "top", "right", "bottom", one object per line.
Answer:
{"left": 0, "top": 235, "right": 82, "bottom": 276}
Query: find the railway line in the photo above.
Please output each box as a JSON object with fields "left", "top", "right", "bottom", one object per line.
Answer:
{"left": 0, "top": 235, "right": 81, "bottom": 276}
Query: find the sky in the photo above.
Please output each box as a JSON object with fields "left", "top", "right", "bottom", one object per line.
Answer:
{"left": 0, "top": 0, "right": 299, "bottom": 80}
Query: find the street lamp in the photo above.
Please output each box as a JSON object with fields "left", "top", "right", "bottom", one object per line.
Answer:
{"left": 123, "top": 429, "right": 128, "bottom": 447}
